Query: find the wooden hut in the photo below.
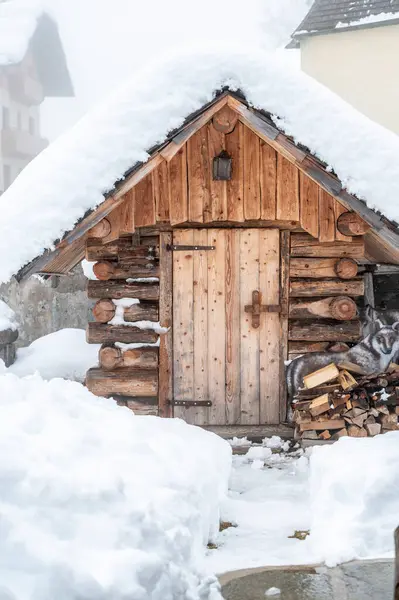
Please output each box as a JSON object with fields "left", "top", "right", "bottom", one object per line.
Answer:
{"left": 13, "top": 88, "right": 399, "bottom": 438}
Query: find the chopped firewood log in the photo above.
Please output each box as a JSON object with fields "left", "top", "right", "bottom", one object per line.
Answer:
{"left": 299, "top": 419, "right": 345, "bottom": 432}
{"left": 376, "top": 405, "right": 389, "bottom": 415}
{"left": 380, "top": 413, "right": 399, "bottom": 430}
{"left": 319, "top": 430, "right": 331, "bottom": 440}
{"left": 364, "top": 415, "right": 376, "bottom": 425}
{"left": 293, "top": 410, "right": 312, "bottom": 424}
{"left": 337, "top": 361, "right": 368, "bottom": 375}
{"left": 376, "top": 377, "right": 389, "bottom": 388}
{"left": 292, "top": 400, "right": 312, "bottom": 411}
{"left": 297, "top": 384, "right": 341, "bottom": 400}
{"left": 338, "top": 370, "right": 358, "bottom": 391}
{"left": 309, "top": 394, "right": 331, "bottom": 417}
{"left": 350, "top": 414, "right": 368, "bottom": 428}
{"left": 332, "top": 428, "right": 348, "bottom": 440}
{"left": 351, "top": 397, "right": 369, "bottom": 410}
{"left": 344, "top": 407, "right": 367, "bottom": 419}
{"left": 346, "top": 399, "right": 352, "bottom": 410}
{"left": 396, "top": 407, "right": 399, "bottom": 416}
{"left": 369, "top": 407, "right": 379, "bottom": 418}
{"left": 347, "top": 425, "right": 367, "bottom": 438}
{"left": 388, "top": 363, "right": 399, "bottom": 373}
{"left": 365, "top": 423, "right": 382, "bottom": 436}
{"left": 303, "top": 363, "right": 340, "bottom": 390}
{"left": 332, "top": 394, "right": 350, "bottom": 409}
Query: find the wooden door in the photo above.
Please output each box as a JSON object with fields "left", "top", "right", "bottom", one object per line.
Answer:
{"left": 172, "top": 229, "right": 281, "bottom": 425}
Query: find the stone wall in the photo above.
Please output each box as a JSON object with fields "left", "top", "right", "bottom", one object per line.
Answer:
{"left": 0, "top": 265, "right": 93, "bottom": 347}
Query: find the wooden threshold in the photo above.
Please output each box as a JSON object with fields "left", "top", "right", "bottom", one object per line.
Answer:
{"left": 202, "top": 424, "right": 294, "bottom": 440}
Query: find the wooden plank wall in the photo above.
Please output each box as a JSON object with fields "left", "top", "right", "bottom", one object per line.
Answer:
{"left": 101, "top": 119, "right": 349, "bottom": 240}
{"left": 288, "top": 233, "right": 366, "bottom": 360}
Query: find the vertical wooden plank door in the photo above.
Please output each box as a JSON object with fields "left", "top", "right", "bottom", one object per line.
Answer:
{"left": 172, "top": 229, "right": 281, "bottom": 425}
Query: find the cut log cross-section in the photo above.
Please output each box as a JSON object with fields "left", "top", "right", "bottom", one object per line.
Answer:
{"left": 290, "top": 258, "right": 358, "bottom": 279}
{"left": 337, "top": 212, "right": 371, "bottom": 237}
{"left": 89, "top": 218, "right": 112, "bottom": 239}
{"left": 92, "top": 300, "right": 159, "bottom": 323}
{"left": 99, "top": 345, "right": 158, "bottom": 370}
{"left": 289, "top": 296, "right": 357, "bottom": 321}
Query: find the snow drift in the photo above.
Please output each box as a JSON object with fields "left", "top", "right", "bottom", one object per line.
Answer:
{"left": 1, "top": 47, "right": 399, "bottom": 282}
{"left": 0, "top": 373, "right": 231, "bottom": 599}
{"left": 9, "top": 328, "right": 99, "bottom": 382}
{"left": 308, "top": 434, "right": 399, "bottom": 566}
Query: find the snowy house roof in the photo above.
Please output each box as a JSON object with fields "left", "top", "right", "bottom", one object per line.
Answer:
{"left": 1, "top": 48, "right": 399, "bottom": 283}
{"left": 289, "top": 0, "right": 399, "bottom": 47}
{"left": 0, "top": 1, "right": 73, "bottom": 97}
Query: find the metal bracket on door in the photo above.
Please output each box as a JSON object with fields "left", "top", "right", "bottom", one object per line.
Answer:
{"left": 169, "top": 400, "right": 212, "bottom": 407}
{"left": 167, "top": 244, "right": 215, "bottom": 251}
{"left": 244, "top": 290, "right": 281, "bottom": 329}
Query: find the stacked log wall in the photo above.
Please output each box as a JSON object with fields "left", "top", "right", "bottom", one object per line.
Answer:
{"left": 288, "top": 233, "right": 366, "bottom": 360}
{"left": 85, "top": 232, "right": 163, "bottom": 416}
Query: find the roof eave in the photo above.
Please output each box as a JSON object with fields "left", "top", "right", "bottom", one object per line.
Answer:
{"left": 290, "top": 16, "right": 399, "bottom": 46}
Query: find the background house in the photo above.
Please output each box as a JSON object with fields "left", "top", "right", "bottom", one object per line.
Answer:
{"left": 0, "top": 3, "right": 73, "bottom": 192}
{"left": 289, "top": 0, "right": 399, "bottom": 135}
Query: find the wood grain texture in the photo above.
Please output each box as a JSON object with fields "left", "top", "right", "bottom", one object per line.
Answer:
{"left": 318, "top": 190, "right": 335, "bottom": 242}
{"left": 225, "top": 229, "right": 240, "bottom": 425}
{"left": 225, "top": 122, "right": 244, "bottom": 222}
{"left": 168, "top": 146, "right": 188, "bottom": 225}
{"left": 192, "top": 230, "right": 210, "bottom": 425}
{"left": 158, "top": 232, "right": 173, "bottom": 417}
{"left": 212, "top": 105, "right": 238, "bottom": 133}
{"left": 87, "top": 280, "right": 159, "bottom": 300}
{"left": 259, "top": 229, "right": 280, "bottom": 424}
{"left": 260, "top": 142, "right": 277, "bottom": 220}
{"left": 85, "top": 237, "right": 135, "bottom": 261}
{"left": 134, "top": 176, "right": 155, "bottom": 228}
{"left": 243, "top": 127, "right": 261, "bottom": 220}
{"left": 99, "top": 345, "right": 158, "bottom": 370}
{"left": 86, "top": 323, "right": 158, "bottom": 344}
{"left": 334, "top": 200, "right": 351, "bottom": 242}
{"left": 289, "top": 297, "right": 357, "bottom": 320}
{"left": 240, "top": 229, "right": 260, "bottom": 424}
{"left": 290, "top": 233, "right": 365, "bottom": 258}
{"left": 207, "top": 229, "right": 226, "bottom": 424}
{"left": 119, "top": 190, "right": 135, "bottom": 234}
{"left": 173, "top": 230, "right": 194, "bottom": 417}
{"left": 153, "top": 161, "right": 170, "bottom": 222}
{"left": 299, "top": 173, "right": 319, "bottom": 239}
{"left": 86, "top": 367, "right": 158, "bottom": 397}
{"left": 289, "top": 320, "right": 361, "bottom": 342}
{"left": 290, "top": 279, "right": 364, "bottom": 297}
{"left": 187, "top": 128, "right": 209, "bottom": 223}
{"left": 277, "top": 156, "right": 300, "bottom": 221}
{"left": 208, "top": 123, "right": 227, "bottom": 221}
{"left": 289, "top": 258, "right": 358, "bottom": 279}
{"left": 279, "top": 230, "right": 290, "bottom": 422}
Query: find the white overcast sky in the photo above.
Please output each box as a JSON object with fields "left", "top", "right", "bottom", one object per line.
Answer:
{"left": 40, "top": 0, "right": 310, "bottom": 140}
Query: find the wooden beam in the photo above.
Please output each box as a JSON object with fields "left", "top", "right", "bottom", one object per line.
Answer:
{"left": 290, "top": 278, "right": 364, "bottom": 297}
{"left": 290, "top": 233, "right": 365, "bottom": 259}
{"left": 86, "top": 367, "right": 158, "bottom": 397}
{"left": 158, "top": 232, "right": 173, "bottom": 418}
{"left": 290, "top": 258, "right": 358, "bottom": 279}
{"left": 289, "top": 320, "right": 361, "bottom": 342}
{"left": 289, "top": 296, "right": 357, "bottom": 321}
{"left": 279, "top": 231, "right": 290, "bottom": 422}
{"left": 337, "top": 211, "right": 371, "bottom": 236}
{"left": 86, "top": 323, "right": 158, "bottom": 344}
{"left": 99, "top": 345, "right": 158, "bottom": 370}
{"left": 92, "top": 261, "right": 159, "bottom": 281}
{"left": 87, "top": 280, "right": 159, "bottom": 300}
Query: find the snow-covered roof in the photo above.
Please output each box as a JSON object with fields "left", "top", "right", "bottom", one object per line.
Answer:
{"left": 290, "top": 0, "right": 399, "bottom": 44}
{"left": 0, "top": 0, "right": 73, "bottom": 97}
{"left": 1, "top": 48, "right": 399, "bottom": 282}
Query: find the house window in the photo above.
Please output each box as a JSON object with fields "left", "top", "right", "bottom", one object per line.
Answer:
{"left": 2, "top": 107, "right": 9, "bottom": 129}
{"left": 3, "top": 165, "right": 11, "bottom": 190}
{"left": 29, "top": 116, "right": 35, "bottom": 135}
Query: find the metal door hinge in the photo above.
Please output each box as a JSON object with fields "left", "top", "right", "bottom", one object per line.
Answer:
{"left": 169, "top": 400, "right": 212, "bottom": 407}
{"left": 167, "top": 244, "right": 215, "bottom": 252}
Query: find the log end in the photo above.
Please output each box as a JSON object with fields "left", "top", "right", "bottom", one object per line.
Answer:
{"left": 337, "top": 211, "right": 371, "bottom": 236}
{"left": 334, "top": 258, "right": 358, "bottom": 280}
{"left": 93, "top": 261, "right": 115, "bottom": 281}
{"left": 330, "top": 296, "right": 358, "bottom": 321}
{"left": 92, "top": 299, "right": 116, "bottom": 323}
{"left": 99, "top": 345, "right": 122, "bottom": 370}
{"left": 89, "top": 218, "right": 112, "bottom": 239}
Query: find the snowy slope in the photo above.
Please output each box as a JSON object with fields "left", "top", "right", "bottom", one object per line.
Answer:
{"left": 0, "top": 372, "right": 231, "bottom": 599}
{"left": 1, "top": 47, "right": 399, "bottom": 282}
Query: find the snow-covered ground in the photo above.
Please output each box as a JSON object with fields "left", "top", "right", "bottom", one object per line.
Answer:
{"left": 207, "top": 435, "right": 399, "bottom": 574}
{"left": 9, "top": 328, "right": 99, "bottom": 381}
{"left": 0, "top": 372, "right": 231, "bottom": 599}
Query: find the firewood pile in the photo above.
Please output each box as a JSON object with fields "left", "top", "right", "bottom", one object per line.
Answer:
{"left": 293, "top": 362, "right": 399, "bottom": 441}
